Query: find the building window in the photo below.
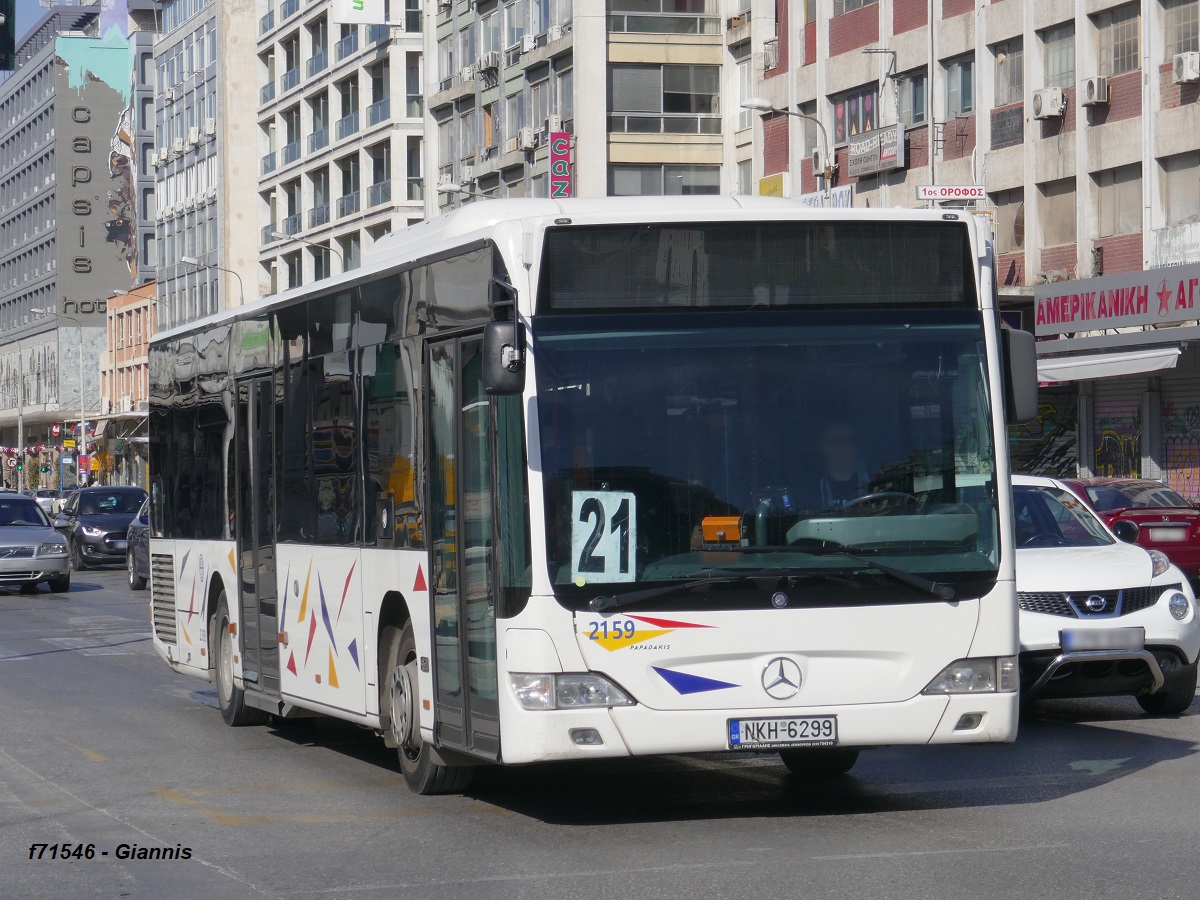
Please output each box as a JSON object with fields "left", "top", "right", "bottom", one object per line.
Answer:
{"left": 897, "top": 69, "right": 927, "bottom": 126}
{"left": 833, "top": 0, "right": 877, "bottom": 15}
{"left": 556, "top": 68, "right": 573, "bottom": 121}
{"left": 1040, "top": 178, "right": 1077, "bottom": 247}
{"left": 737, "top": 159, "right": 752, "bottom": 194}
{"left": 944, "top": 55, "right": 974, "bottom": 117}
{"left": 1041, "top": 23, "right": 1075, "bottom": 89}
{"left": 993, "top": 40, "right": 1023, "bottom": 106}
{"left": 1165, "top": 0, "right": 1200, "bottom": 60}
{"left": 991, "top": 189, "right": 1025, "bottom": 254}
{"left": 1161, "top": 151, "right": 1200, "bottom": 225}
{"left": 608, "top": 164, "right": 721, "bottom": 196}
{"left": 1096, "top": 4, "right": 1140, "bottom": 78}
{"left": 737, "top": 57, "right": 752, "bottom": 130}
{"left": 609, "top": 64, "right": 720, "bottom": 134}
{"left": 481, "top": 12, "right": 501, "bottom": 55}
{"left": 1096, "top": 164, "right": 1142, "bottom": 236}
{"left": 831, "top": 83, "right": 878, "bottom": 145}
{"left": 607, "top": 0, "right": 721, "bottom": 36}
{"left": 505, "top": 0, "right": 528, "bottom": 48}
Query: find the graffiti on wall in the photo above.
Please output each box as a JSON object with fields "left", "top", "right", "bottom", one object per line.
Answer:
{"left": 1162, "top": 401, "right": 1200, "bottom": 501}
{"left": 1009, "top": 388, "right": 1078, "bottom": 476}
{"left": 1093, "top": 400, "right": 1141, "bottom": 479}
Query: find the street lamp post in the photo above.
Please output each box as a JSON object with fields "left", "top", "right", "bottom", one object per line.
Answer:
{"left": 180, "top": 255, "right": 245, "bottom": 306}
{"left": 740, "top": 98, "right": 835, "bottom": 202}
{"left": 435, "top": 182, "right": 489, "bottom": 202}
{"left": 31, "top": 308, "right": 86, "bottom": 488}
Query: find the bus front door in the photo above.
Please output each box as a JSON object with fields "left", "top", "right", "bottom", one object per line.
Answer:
{"left": 235, "top": 376, "right": 280, "bottom": 695}
{"left": 427, "top": 337, "right": 500, "bottom": 759}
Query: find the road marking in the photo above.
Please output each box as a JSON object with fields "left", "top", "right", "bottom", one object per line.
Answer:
{"left": 1069, "top": 758, "right": 1131, "bottom": 775}
{"left": 54, "top": 736, "right": 105, "bottom": 763}
{"left": 812, "top": 843, "right": 1073, "bottom": 861}
{"left": 152, "top": 787, "right": 436, "bottom": 826}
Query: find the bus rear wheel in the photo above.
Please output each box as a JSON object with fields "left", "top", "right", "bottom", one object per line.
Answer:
{"left": 211, "top": 592, "right": 267, "bottom": 727}
{"left": 779, "top": 747, "right": 860, "bottom": 778}
{"left": 380, "top": 622, "right": 472, "bottom": 795}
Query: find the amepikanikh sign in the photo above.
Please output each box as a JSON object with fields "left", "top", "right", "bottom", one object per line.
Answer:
{"left": 1034, "top": 262, "right": 1200, "bottom": 336}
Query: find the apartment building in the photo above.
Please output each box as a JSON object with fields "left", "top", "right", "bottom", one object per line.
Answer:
{"left": 98, "top": 281, "right": 156, "bottom": 487}
{"left": 0, "top": 3, "right": 156, "bottom": 488}
{"left": 740, "top": 0, "right": 1200, "bottom": 496}
{"left": 426, "top": 0, "right": 752, "bottom": 206}
{"left": 255, "top": 0, "right": 426, "bottom": 290}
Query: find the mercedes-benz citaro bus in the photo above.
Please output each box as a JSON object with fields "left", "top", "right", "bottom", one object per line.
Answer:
{"left": 147, "top": 197, "right": 1038, "bottom": 794}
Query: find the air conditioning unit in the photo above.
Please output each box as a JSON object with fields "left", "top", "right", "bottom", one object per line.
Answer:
{"left": 518, "top": 126, "right": 536, "bottom": 150}
{"left": 478, "top": 50, "right": 501, "bottom": 70}
{"left": 521, "top": 35, "right": 536, "bottom": 54}
{"left": 459, "top": 65, "right": 476, "bottom": 82}
{"left": 187, "top": 126, "right": 200, "bottom": 146}
{"left": 203, "top": 117, "right": 217, "bottom": 137}
{"left": 171, "top": 137, "right": 184, "bottom": 154}
{"left": 1174, "top": 51, "right": 1200, "bottom": 84}
{"left": 437, "top": 0, "right": 450, "bottom": 9}
{"left": 164, "top": 94, "right": 173, "bottom": 105}
{"left": 185, "top": 196, "right": 196, "bottom": 210}
{"left": 546, "top": 114, "right": 562, "bottom": 132}
{"left": 727, "top": 13, "right": 748, "bottom": 29}
{"left": 1080, "top": 76, "right": 1109, "bottom": 106}
{"left": 206, "top": 187, "right": 218, "bottom": 201}
{"left": 1032, "top": 87, "right": 1066, "bottom": 119}
{"left": 439, "top": 172, "right": 454, "bottom": 185}
{"left": 150, "top": 150, "right": 161, "bottom": 167}
{"left": 548, "top": 25, "right": 563, "bottom": 42}
{"left": 461, "top": 165, "right": 475, "bottom": 182}
{"left": 504, "top": 136, "right": 519, "bottom": 153}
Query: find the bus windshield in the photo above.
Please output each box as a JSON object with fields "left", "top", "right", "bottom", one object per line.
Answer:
{"left": 534, "top": 310, "right": 1000, "bottom": 609}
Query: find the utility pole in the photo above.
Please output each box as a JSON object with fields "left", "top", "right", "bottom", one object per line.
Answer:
{"left": 16, "top": 349, "right": 22, "bottom": 490}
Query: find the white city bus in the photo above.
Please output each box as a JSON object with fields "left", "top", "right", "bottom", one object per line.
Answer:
{"left": 148, "top": 197, "right": 1038, "bottom": 793}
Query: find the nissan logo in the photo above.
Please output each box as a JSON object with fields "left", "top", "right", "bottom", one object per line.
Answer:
{"left": 1084, "top": 595, "right": 1108, "bottom": 612}
{"left": 761, "top": 657, "right": 803, "bottom": 700}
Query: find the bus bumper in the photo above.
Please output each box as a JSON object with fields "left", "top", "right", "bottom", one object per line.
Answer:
{"left": 497, "top": 692, "right": 1018, "bottom": 764}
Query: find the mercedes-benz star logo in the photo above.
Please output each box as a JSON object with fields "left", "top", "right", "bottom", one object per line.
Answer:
{"left": 761, "top": 657, "right": 802, "bottom": 700}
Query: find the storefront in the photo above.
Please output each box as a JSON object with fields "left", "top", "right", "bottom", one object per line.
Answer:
{"left": 1032, "top": 261, "right": 1200, "bottom": 500}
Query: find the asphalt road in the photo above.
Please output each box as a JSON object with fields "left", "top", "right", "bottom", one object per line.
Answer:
{"left": 1, "top": 568, "right": 1198, "bottom": 900}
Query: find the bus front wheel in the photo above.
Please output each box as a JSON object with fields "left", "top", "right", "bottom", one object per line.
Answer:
{"left": 380, "top": 622, "right": 473, "bottom": 795}
{"left": 210, "top": 592, "right": 267, "bottom": 727}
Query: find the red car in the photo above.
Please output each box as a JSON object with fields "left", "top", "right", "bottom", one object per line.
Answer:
{"left": 1058, "top": 478, "right": 1200, "bottom": 580}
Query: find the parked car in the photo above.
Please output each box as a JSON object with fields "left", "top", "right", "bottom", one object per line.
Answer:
{"left": 126, "top": 498, "right": 150, "bottom": 590}
{"left": 1058, "top": 477, "right": 1200, "bottom": 581}
{"left": 0, "top": 493, "right": 70, "bottom": 593}
{"left": 1014, "top": 475, "right": 1200, "bottom": 714}
{"left": 25, "top": 489, "right": 61, "bottom": 516}
{"left": 54, "top": 486, "right": 148, "bottom": 570}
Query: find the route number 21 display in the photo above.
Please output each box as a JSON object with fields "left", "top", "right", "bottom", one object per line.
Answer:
{"left": 570, "top": 491, "right": 637, "bottom": 583}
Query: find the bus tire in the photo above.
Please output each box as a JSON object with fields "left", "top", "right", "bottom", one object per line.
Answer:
{"left": 779, "top": 747, "right": 860, "bottom": 778}
{"left": 381, "top": 622, "right": 473, "bottom": 795}
{"left": 211, "top": 592, "right": 267, "bottom": 727}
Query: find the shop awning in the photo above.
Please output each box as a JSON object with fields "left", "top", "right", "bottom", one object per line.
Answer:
{"left": 1036, "top": 346, "right": 1182, "bottom": 383}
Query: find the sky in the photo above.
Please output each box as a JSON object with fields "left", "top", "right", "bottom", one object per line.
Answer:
{"left": 17, "top": 0, "right": 52, "bottom": 44}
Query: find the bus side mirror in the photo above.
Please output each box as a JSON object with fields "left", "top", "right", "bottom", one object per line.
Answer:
{"left": 483, "top": 320, "right": 526, "bottom": 396}
{"left": 1002, "top": 328, "right": 1038, "bottom": 424}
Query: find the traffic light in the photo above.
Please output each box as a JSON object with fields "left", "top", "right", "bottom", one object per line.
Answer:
{"left": 40, "top": 465, "right": 48, "bottom": 474}
{"left": 0, "top": 0, "right": 15, "bottom": 73}
{"left": 15, "top": 460, "right": 22, "bottom": 472}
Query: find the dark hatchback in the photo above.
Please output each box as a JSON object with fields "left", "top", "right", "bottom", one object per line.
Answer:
{"left": 126, "top": 498, "right": 151, "bottom": 590}
{"left": 55, "top": 486, "right": 148, "bottom": 570}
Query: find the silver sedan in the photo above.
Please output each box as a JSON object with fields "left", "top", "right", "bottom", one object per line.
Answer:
{"left": 0, "top": 495, "right": 70, "bottom": 594}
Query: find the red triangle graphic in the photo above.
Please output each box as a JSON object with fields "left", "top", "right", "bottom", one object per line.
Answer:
{"left": 286, "top": 651, "right": 297, "bottom": 675}
{"left": 627, "top": 615, "right": 713, "bottom": 629}
{"left": 413, "top": 565, "right": 427, "bottom": 593}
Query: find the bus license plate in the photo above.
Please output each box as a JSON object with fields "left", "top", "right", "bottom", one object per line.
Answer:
{"left": 1061, "top": 627, "right": 1144, "bottom": 652}
{"left": 728, "top": 715, "right": 837, "bottom": 750}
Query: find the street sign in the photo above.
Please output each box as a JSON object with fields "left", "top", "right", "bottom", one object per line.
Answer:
{"left": 51, "top": 424, "right": 60, "bottom": 436}
{"left": 63, "top": 439, "right": 76, "bottom": 448}
{"left": 5, "top": 458, "right": 14, "bottom": 469}
{"left": 916, "top": 185, "right": 986, "bottom": 201}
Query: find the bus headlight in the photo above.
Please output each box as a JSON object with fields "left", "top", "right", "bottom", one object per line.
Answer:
{"left": 510, "top": 673, "right": 635, "bottom": 710}
{"left": 1150, "top": 550, "right": 1173, "bottom": 578}
{"left": 923, "top": 657, "right": 1018, "bottom": 694}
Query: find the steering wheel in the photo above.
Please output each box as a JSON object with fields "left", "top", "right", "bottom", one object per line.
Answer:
{"left": 1020, "top": 532, "right": 1069, "bottom": 547}
{"left": 845, "top": 491, "right": 919, "bottom": 509}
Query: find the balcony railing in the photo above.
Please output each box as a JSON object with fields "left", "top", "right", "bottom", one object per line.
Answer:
{"left": 407, "top": 177, "right": 424, "bottom": 201}
{"left": 368, "top": 179, "right": 391, "bottom": 207}
{"left": 308, "top": 127, "right": 329, "bottom": 152}
{"left": 260, "top": 81, "right": 276, "bottom": 104}
{"left": 335, "top": 111, "right": 360, "bottom": 140}
{"left": 406, "top": 94, "right": 423, "bottom": 117}
{"left": 309, "top": 203, "right": 331, "bottom": 228}
{"left": 280, "top": 140, "right": 301, "bottom": 165}
{"left": 261, "top": 151, "right": 277, "bottom": 175}
{"left": 606, "top": 14, "right": 720, "bottom": 34}
{"left": 307, "top": 50, "right": 328, "bottom": 77}
{"left": 608, "top": 114, "right": 721, "bottom": 135}
{"left": 336, "top": 31, "right": 359, "bottom": 62}
{"left": 336, "top": 191, "right": 361, "bottom": 217}
{"left": 280, "top": 213, "right": 301, "bottom": 235}
{"left": 261, "top": 224, "right": 277, "bottom": 245}
{"left": 367, "top": 98, "right": 390, "bottom": 126}
{"left": 280, "top": 67, "right": 300, "bottom": 93}
{"left": 367, "top": 23, "right": 390, "bottom": 43}
{"left": 281, "top": 0, "right": 300, "bottom": 20}
{"left": 259, "top": 10, "right": 275, "bottom": 35}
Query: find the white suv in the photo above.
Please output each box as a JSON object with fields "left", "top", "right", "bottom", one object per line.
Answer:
{"left": 1014, "top": 474, "right": 1200, "bottom": 714}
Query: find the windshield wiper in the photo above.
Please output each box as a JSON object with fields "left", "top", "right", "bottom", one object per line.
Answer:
{"left": 588, "top": 572, "right": 769, "bottom": 612}
{"left": 818, "top": 549, "right": 956, "bottom": 600}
